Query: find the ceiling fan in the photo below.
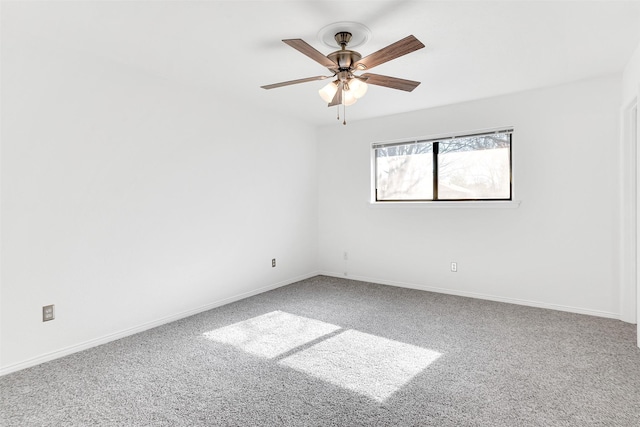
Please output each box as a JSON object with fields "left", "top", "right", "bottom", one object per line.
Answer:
{"left": 261, "top": 31, "right": 425, "bottom": 124}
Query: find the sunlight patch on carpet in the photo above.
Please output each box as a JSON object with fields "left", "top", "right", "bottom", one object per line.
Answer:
{"left": 203, "top": 310, "right": 341, "bottom": 358}
{"left": 279, "top": 329, "right": 442, "bottom": 402}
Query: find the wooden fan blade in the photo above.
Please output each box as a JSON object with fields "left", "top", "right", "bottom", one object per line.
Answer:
{"left": 355, "top": 35, "right": 424, "bottom": 70}
{"left": 328, "top": 82, "right": 343, "bottom": 107}
{"left": 360, "top": 73, "right": 421, "bottom": 92}
{"left": 282, "top": 39, "right": 337, "bottom": 69}
{"left": 261, "top": 75, "right": 330, "bottom": 90}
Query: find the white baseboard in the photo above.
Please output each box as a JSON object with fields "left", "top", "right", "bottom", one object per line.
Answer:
{"left": 0, "top": 272, "right": 319, "bottom": 377}
{"left": 319, "top": 271, "right": 621, "bottom": 320}
{"left": 2, "top": 270, "right": 623, "bottom": 376}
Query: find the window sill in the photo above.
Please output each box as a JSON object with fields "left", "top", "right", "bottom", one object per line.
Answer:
{"left": 368, "top": 200, "right": 521, "bottom": 209}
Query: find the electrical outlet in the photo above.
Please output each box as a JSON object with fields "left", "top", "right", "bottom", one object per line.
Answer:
{"left": 43, "top": 305, "right": 55, "bottom": 322}
{"left": 272, "top": 258, "right": 276, "bottom": 268}
{"left": 451, "top": 262, "right": 457, "bottom": 272}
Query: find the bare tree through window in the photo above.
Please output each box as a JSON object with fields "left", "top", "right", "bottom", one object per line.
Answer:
{"left": 375, "top": 131, "right": 511, "bottom": 201}
{"left": 376, "top": 142, "right": 433, "bottom": 200}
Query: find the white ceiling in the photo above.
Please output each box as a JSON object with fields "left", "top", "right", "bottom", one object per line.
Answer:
{"left": 4, "top": 0, "right": 640, "bottom": 126}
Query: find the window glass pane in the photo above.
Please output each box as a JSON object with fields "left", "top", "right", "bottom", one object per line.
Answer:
{"left": 376, "top": 142, "right": 433, "bottom": 200}
{"left": 437, "top": 134, "right": 510, "bottom": 200}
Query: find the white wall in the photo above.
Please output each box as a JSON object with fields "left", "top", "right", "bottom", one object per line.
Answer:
{"left": 622, "top": 41, "right": 640, "bottom": 108}
{"left": 318, "top": 75, "right": 622, "bottom": 318}
{"left": 0, "top": 37, "right": 318, "bottom": 373}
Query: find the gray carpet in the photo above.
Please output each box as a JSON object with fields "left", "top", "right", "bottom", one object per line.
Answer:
{"left": 2, "top": 275, "right": 640, "bottom": 426}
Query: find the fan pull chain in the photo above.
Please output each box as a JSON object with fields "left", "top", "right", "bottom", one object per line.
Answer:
{"left": 341, "top": 87, "right": 347, "bottom": 125}
{"left": 343, "top": 103, "right": 346, "bottom": 125}
{"left": 337, "top": 105, "right": 340, "bottom": 121}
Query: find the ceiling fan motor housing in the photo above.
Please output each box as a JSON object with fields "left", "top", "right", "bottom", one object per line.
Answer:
{"left": 327, "top": 32, "right": 362, "bottom": 71}
{"left": 328, "top": 50, "right": 362, "bottom": 71}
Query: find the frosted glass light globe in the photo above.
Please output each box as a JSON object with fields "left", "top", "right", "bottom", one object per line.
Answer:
{"left": 319, "top": 82, "right": 338, "bottom": 103}
{"left": 349, "top": 78, "right": 368, "bottom": 99}
{"left": 343, "top": 89, "right": 358, "bottom": 106}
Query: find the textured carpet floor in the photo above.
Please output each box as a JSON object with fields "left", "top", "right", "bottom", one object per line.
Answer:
{"left": 2, "top": 275, "right": 640, "bottom": 426}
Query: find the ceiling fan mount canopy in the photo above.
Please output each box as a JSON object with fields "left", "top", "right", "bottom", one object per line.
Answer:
{"left": 334, "top": 31, "right": 352, "bottom": 48}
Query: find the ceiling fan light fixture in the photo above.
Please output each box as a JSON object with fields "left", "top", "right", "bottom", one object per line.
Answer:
{"left": 319, "top": 81, "right": 339, "bottom": 103}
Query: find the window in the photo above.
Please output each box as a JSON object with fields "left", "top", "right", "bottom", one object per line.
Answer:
{"left": 374, "top": 129, "right": 512, "bottom": 202}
